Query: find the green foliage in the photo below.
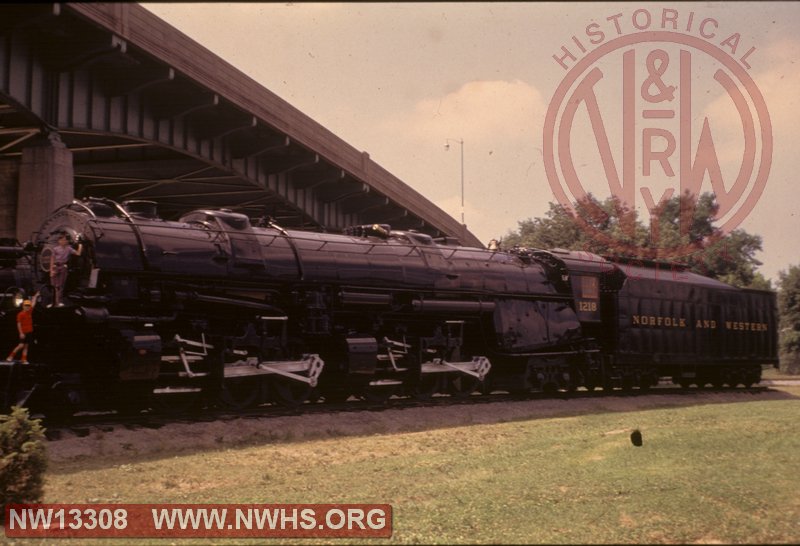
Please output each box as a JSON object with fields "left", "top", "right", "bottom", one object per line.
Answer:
{"left": 687, "top": 229, "right": 765, "bottom": 288}
{"left": 0, "top": 406, "right": 47, "bottom": 516}
{"left": 502, "top": 192, "right": 765, "bottom": 288}
{"left": 778, "top": 264, "right": 800, "bottom": 373}
{"left": 746, "top": 272, "right": 773, "bottom": 291}
{"left": 43, "top": 394, "right": 800, "bottom": 543}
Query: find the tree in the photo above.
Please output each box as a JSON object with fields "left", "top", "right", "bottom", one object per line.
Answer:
{"left": 0, "top": 407, "right": 47, "bottom": 519}
{"left": 778, "top": 264, "right": 800, "bottom": 374}
{"left": 502, "top": 192, "right": 766, "bottom": 289}
{"left": 502, "top": 196, "right": 647, "bottom": 254}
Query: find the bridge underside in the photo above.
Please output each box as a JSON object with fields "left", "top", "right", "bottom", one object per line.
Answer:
{"left": 0, "top": 4, "right": 480, "bottom": 246}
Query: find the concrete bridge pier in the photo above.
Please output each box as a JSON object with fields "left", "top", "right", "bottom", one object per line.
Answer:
{"left": 15, "top": 132, "right": 74, "bottom": 244}
{"left": 0, "top": 159, "right": 20, "bottom": 241}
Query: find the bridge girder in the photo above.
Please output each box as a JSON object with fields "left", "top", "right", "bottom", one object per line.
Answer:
{"left": 0, "top": 4, "right": 481, "bottom": 245}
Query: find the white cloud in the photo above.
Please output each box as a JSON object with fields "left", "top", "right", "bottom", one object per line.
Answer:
{"left": 384, "top": 79, "right": 546, "bottom": 143}
{"left": 702, "top": 36, "right": 800, "bottom": 279}
{"left": 371, "top": 80, "right": 552, "bottom": 243}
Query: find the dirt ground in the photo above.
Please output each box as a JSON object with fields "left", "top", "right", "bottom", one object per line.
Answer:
{"left": 46, "top": 387, "right": 797, "bottom": 464}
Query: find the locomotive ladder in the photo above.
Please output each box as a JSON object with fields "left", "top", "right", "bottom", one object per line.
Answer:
{"left": 371, "top": 336, "right": 411, "bottom": 387}
{"left": 166, "top": 334, "right": 212, "bottom": 379}
{"left": 154, "top": 334, "right": 213, "bottom": 395}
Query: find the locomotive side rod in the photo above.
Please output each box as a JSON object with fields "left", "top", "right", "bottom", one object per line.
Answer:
{"left": 420, "top": 357, "right": 491, "bottom": 380}
{"left": 223, "top": 354, "right": 325, "bottom": 388}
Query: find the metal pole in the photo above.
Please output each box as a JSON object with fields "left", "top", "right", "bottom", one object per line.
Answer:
{"left": 459, "top": 139, "right": 465, "bottom": 226}
{"left": 445, "top": 138, "right": 465, "bottom": 227}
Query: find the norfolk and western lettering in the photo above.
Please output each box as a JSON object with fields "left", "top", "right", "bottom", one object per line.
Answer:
{"left": 630, "top": 315, "right": 769, "bottom": 331}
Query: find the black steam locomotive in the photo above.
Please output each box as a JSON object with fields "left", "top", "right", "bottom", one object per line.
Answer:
{"left": 0, "top": 197, "right": 779, "bottom": 416}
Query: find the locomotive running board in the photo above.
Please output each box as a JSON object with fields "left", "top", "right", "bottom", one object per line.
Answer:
{"left": 420, "top": 356, "right": 491, "bottom": 381}
{"left": 224, "top": 354, "right": 324, "bottom": 388}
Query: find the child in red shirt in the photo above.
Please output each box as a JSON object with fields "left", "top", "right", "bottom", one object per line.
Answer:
{"left": 6, "top": 293, "right": 38, "bottom": 363}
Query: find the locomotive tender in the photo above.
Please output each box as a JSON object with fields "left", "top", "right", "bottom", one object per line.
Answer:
{"left": 0, "top": 197, "right": 779, "bottom": 415}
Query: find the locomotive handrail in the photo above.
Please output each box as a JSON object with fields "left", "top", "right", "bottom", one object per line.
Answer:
{"left": 306, "top": 237, "right": 421, "bottom": 259}
{"left": 363, "top": 240, "right": 418, "bottom": 258}
{"left": 68, "top": 199, "right": 97, "bottom": 219}
{"left": 106, "top": 198, "right": 151, "bottom": 270}
{"left": 86, "top": 212, "right": 487, "bottom": 259}
{"left": 265, "top": 218, "right": 305, "bottom": 280}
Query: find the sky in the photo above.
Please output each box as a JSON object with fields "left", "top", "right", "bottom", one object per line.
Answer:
{"left": 140, "top": 2, "right": 800, "bottom": 283}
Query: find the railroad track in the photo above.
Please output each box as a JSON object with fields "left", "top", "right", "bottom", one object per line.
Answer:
{"left": 43, "top": 383, "right": 777, "bottom": 441}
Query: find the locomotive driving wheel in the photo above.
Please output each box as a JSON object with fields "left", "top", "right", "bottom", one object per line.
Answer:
{"left": 268, "top": 340, "right": 317, "bottom": 407}
{"left": 271, "top": 377, "right": 314, "bottom": 407}
{"left": 448, "top": 373, "right": 482, "bottom": 398}
{"left": 220, "top": 376, "right": 263, "bottom": 410}
{"left": 412, "top": 374, "right": 442, "bottom": 401}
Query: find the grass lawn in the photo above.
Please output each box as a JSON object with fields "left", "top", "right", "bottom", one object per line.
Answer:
{"left": 26, "top": 385, "right": 800, "bottom": 545}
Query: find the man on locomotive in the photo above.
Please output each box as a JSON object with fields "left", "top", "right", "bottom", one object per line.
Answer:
{"left": 50, "top": 232, "right": 82, "bottom": 307}
{"left": 6, "top": 292, "right": 39, "bottom": 363}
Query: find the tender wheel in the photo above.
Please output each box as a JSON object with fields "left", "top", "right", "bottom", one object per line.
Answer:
{"left": 726, "top": 370, "right": 742, "bottom": 388}
{"left": 742, "top": 368, "right": 760, "bottom": 388}
{"left": 621, "top": 376, "right": 635, "bottom": 392}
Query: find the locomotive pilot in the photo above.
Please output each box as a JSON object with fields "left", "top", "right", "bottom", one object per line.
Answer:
{"left": 50, "top": 232, "right": 82, "bottom": 307}
{"left": 6, "top": 292, "right": 39, "bottom": 363}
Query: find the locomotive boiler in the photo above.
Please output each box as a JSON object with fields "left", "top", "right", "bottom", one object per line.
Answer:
{"left": 0, "top": 197, "right": 779, "bottom": 416}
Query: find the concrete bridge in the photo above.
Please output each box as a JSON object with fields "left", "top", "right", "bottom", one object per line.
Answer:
{"left": 0, "top": 3, "right": 481, "bottom": 247}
